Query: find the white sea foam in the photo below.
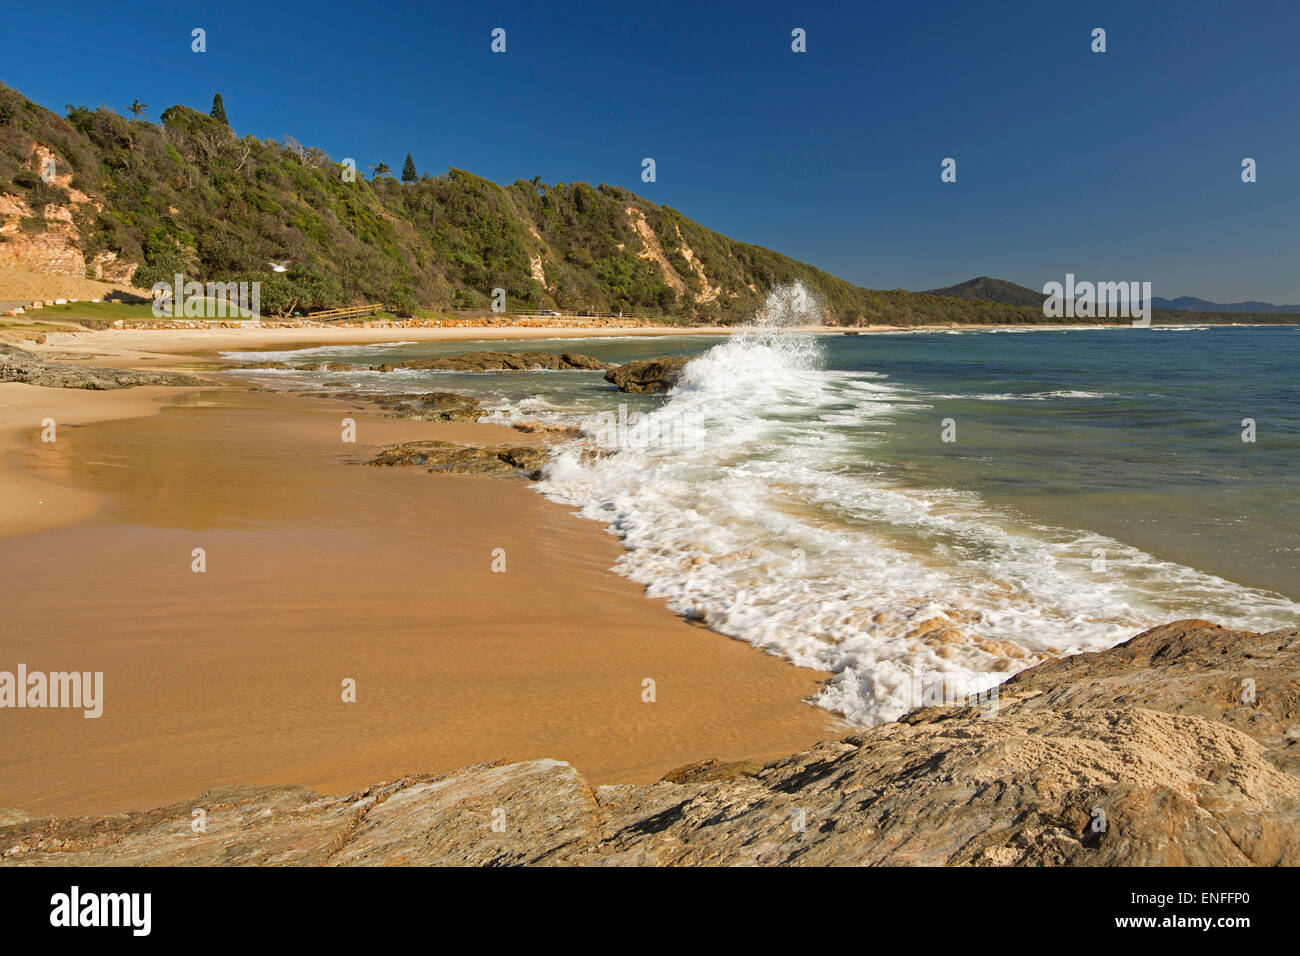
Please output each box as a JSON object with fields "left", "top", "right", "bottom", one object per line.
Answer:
{"left": 529, "top": 282, "right": 1300, "bottom": 726}
{"left": 924, "top": 389, "right": 1118, "bottom": 401}
{"left": 218, "top": 342, "right": 417, "bottom": 362}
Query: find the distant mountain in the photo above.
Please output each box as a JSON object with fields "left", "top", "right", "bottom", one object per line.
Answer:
{"left": 1148, "top": 296, "right": 1300, "bottom": 315}
{"left": 929, "top": 277, "right": 1298, "bottom": 323}
{"left": 924, "top": 276, "right": 1045, "bottom": 309}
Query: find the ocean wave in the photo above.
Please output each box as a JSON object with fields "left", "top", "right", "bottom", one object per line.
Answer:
{"left": 924, "top": 389, "right": 1119, "bottom": 401}
{"left": 529, "top": 283, "right": 1300, "bottom": 726}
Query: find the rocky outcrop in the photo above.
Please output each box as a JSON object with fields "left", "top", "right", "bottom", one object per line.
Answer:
{"left": 371, "top": 351, "right": 613, "bottom": 373}
{"left": 362, "top": 440, "right": 545, "bottom": 477}
{"left": 0, "top": 145, "right": 122, "bottom": 280}
{"left": 604, "top": 355, "right": 690, "bottom": 393}
{"left": 3, "top": 620, "right": 1297, "bottom": 866}
{"left": 996, "top": 619, "right": 1300, "bottom": 774}
{"left": 0, "top": 344, "right": 203, "bottom": 389}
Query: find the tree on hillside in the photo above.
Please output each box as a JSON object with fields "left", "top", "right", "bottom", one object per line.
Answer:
{"left": 369, "top": 161, "right": 390, "bottom": 180}
{"left": 126, "top": 99, "right": 147, "bottom": 120}
{"left": 401, "top": 153, "right": 417, "bottom": 183}
{"left": 210, "top": 93, "right": 228, "bottom": 126}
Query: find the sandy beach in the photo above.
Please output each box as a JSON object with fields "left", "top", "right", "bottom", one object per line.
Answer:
{"left": 0, "top": 377, "right": 837, "bottom": 817}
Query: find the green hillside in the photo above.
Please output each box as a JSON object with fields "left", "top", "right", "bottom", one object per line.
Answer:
{"left": 2, "top": 84, "right": 1293, "bottom": 327}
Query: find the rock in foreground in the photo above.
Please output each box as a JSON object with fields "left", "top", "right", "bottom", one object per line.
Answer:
{"left": 3, "top": 621, "right": 1297, "bottom": 866}
{"left": 604, "top": 355, "right": 690, "bottom": 393}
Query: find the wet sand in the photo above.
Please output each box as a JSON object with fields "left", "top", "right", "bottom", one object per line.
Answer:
{"left": 0, "top": 385, "right": 837, "bottom": 817}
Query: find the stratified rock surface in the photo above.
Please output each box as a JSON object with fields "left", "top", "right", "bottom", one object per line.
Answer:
{"left": 372, "top": 351, "right": 612, "bottom": 373}
{"left": 3, "top": 621, "right": 1297, "bottom": 866}
{"left": 997, "top": 619, "right": 1300, "bottom": 774}
{"left": 0, "top": 344, "right": 202, "bottom": 389}
{"left": 604, "top": 355, "right": 689, "bottom": 393}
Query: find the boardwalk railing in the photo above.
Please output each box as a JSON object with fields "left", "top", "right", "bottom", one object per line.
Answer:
{"left": 303, "top": 303, "right": 386, "bottom": 322}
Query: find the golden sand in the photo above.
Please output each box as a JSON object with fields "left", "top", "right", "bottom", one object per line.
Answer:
{"left": 0, "top": 384, "right": 837, "bottom": 816}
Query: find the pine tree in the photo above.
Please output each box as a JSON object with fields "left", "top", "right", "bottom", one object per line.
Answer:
{"left": 401, "top": 153, "right": 417, "bottom": 183}
{"left": 211, "top": 93, "right": 229, "bottom": 126}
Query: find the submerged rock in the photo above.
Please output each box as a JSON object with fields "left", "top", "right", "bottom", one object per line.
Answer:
{"left": 372, "top": 391, "right": 483, "bottom": 423}
{"left": 297, "top": 361, "right": 356, "bottom": 372}
{"left": 604, "top": 355, "right": 690, "bottom": 393}
{"left": 363, "top": 440, "right": 545, "bottom": 477}
{"left": 292, "top": 390, "right": 484, "bottom": 423}
{"left": 3, "top": 619, "right": 1296, "bottom": 866}
{"left": 372, "top": 351, "right": 613, "bottom": 373}
{"left": 223, "top": 361, "right": 358, "bottom": 372}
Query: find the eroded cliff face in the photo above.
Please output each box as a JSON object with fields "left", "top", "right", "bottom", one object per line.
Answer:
{"left": 3, "top": 620, "right": 1297, "bottom": 866}
{"left": 0, "top": 143, "right": 137, "bottom": 283}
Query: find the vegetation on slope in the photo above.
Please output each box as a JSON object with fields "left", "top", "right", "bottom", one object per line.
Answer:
{"left": 2, "top": 85, "right": 1293, "bottom": 326}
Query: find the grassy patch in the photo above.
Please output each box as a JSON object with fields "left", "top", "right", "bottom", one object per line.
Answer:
{"left": 31, "top": 301, "right": 159, "bottom": 320}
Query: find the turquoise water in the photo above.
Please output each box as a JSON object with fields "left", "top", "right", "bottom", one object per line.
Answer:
{"left": 826, "top": 325, "right": 1300, "bottom": 600}
{"left": 224, "top": 321, "right": 1299, "bottom": 724}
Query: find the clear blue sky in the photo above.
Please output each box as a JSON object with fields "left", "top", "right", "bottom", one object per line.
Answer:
{"left": 3, "top": 0, "right": 1298, "bottom": 302}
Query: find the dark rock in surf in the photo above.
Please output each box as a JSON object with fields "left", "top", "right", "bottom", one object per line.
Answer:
{"left": 372, "top": 392, "right": 483, "bottom": 423}
{"left": 371, "top": 351, "right": 613, "bottom": 373}
{"left": 604, "top": 355, "right": 690, "bottom": 393}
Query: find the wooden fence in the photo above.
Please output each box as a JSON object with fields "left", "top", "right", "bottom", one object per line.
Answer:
{"left": 302, "top": 303, "right": 386, "bottom": 322}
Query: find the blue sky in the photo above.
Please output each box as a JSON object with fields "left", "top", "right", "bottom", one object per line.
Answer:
{"left": 3, "top": 0, "right": 1297, "bottom": 301}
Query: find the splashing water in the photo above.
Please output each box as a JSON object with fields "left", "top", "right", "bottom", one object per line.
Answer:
{"left": 531, "top": 284, "right": 1300, "bottom": 725}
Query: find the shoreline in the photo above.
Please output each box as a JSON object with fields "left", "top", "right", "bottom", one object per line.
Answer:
{"left": 3, "top": 324, "right": 1294, "bottom": 821}
{"left": 0, "top": 380, "right": 839, "bottom": 817}
{"left": 14, "top": 319, "right": 1293, "bottom": 373}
